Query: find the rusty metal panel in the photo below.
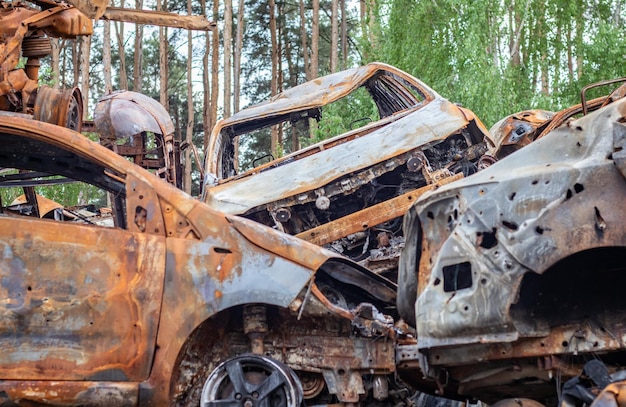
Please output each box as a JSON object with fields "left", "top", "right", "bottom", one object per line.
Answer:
{"left": 591, "top": 382, "right": 626, "bottom": 407}
{"left": 296, "top": 173, "right": 463, "bottom": 246}
{"left": 0, "top": 381, "right": 138, "bottom": 406}
{"left": 29, "top": 7, "right": 94, "bottom": 37}
{"left": 0, "top": 114, "right": 404, "bottom": 406}
{"left": 95, "top": 91, "right": 175, "bottom": 139}
{"left": 0, "top": 216, "right": 166, "bottom": 381}
{"left": 65, "top": 0, "right": 109, "bottom": 19}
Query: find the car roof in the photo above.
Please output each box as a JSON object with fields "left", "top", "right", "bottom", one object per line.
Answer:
{"left": 213, "top": 62, "right": 437, "bottom": 130}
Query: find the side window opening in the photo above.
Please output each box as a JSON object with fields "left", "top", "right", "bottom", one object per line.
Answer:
{"left": 0, "top": 133, "right": 127, "bottom": 229}
{"left": 216, "top": 72, "right": 430, "bottom": 180}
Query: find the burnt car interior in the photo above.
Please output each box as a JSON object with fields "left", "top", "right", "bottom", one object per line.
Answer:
{"left": 0, "top": 131, "right": 127, "bottom": 227}
{"left": 220, "top": 71, "right": 428, "bottom": 178}
{"left": 243, "top": 125, "right": 485, "bottom": 265}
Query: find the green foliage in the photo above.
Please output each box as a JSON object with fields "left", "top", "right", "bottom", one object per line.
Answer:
{"left": 1, "top": 181, "right": 105, "bottom": 209}
{"left": 313, "top": 86, "right": 379, "bottom": 142}
{"left": 38, "top": 183, "right": 107, "bottom": 208}
{"left": 372, "top": 0, "right": 626, "bottom": 127}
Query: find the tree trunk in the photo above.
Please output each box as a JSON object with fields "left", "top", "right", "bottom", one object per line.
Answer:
{"left": 309, "top": 0, "right": 320, "bottom": 138}
{"left": 269, "top": 0, "right": 279, "bottom": 156}
{"left": 133, "top": 0, "right": 144, "bottom": 92}
{"left": 60, "top": 39, "right": 67, "bottom": 88}
{"left": 80, "top": 35, "right": 91, "bottom": 120}
{"left": 299, "top": 0, "right": 310, "bottom": 80}
{"left": 158, "top": 0, "right": 168, "bottom": 109}
{"left": 184, "top": 0, "right": 194, "bottom": 194}
{"left": 330, "top": 0, "right": 338, "bottom": 72}
{"left": 202, "top": 0, "right": 211, "bottom": 151}
{"left": 210, "top": 0, "right": 219, "bottom": 132}
{"left": 340, "top": 0, "right": 347, "bottom": 69}
{"left": 567, "top": 19, "right": 574, "bottom": 79}
{"left": 72, "top": 39, "right": 79, "bottom": 88}
{"left": 51, "top": 38, "right": 60, "bottom": 89}
{"left": 508, "top": 0, "right": 530, "bottom": 69}
{"left": 367, "top": 0, "right": 376, "bottom": 49}
{"left": 114, "top": 0, "right": 128, "bottom": 90}
{"left": 291, "top": 122, "right": 299, "bottom": 153}
{"left": 103, "top": 20, "right": 112, "bottom": 94}
{"left": 575, "top": 0, "right": 584, "bottom": 79}
{"left": 554, "top": 17, "right": 562, "bottom": 93}
{"left": 359, "top": 0, "right": 365, "bottom": 34}
{"left": 311, "top": 0, "right": 319, "bottom": 79}
{"left": 277, "top": 2, "right": 284, "bottom": 147}
{"left": 224, "top": 0, "right": 233, "bottom": 118}
{"left": 233, "top": 0, "right": 244, "bottom": 113}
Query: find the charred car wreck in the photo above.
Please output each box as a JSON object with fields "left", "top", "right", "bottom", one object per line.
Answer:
{"left": 0, "top": 116, "right": 409, "bottom": 406}
{"left": 0, "top": 0, "right": 92, "bottom": 130}
{"left": 202, "top": 63, "right": 490, "bottom": 276}
{"left": 397, "top": 83, "right": 626, "bottom": 405}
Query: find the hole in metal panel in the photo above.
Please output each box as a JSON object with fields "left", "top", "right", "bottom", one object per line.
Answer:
{"left": 442, "top": 262, "right": 472, "bottom": 292}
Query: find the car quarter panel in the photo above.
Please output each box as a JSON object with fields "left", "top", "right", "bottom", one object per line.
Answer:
{"left": 0, "top": 216, "right": 166, "bottom": 381}
{"left": 409, "top": 97, "right": 626, "bottom": 349}
{"left": 140, "top": 203, "right": 320, "bottom": 405}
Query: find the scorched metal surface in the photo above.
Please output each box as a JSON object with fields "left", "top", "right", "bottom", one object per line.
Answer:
{"left": 0, "top": 117, "right": 400, "bottom": 406}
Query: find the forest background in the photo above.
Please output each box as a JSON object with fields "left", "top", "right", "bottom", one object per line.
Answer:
{"left": 39, "top": 0, "right": 626, "bottom": 195}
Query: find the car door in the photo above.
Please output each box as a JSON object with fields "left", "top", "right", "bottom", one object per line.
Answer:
{"left": 0, "top": 130, "right": 166, "bottom": 382}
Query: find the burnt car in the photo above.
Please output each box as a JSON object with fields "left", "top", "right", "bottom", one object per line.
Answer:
{"left": 0, "top": 115, "right": 407, "bottom": 406}
{"left": 397, "top": 88, "right": 626, "bottom": 404}
{"left": 481, "top": 78, "right": 626, "bottom": 167}
{"left": 202, "top": 63, "right": 490, "bottom": 276}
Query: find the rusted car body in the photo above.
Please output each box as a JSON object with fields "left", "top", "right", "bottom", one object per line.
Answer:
{"left": 0, "top": 0, "right": 91, "bottom": 130}
{"left": 397, "top": 88, "right": 626, "bottom": 404}
{"left": 202, "top": 63, "right": 489, "bottom": 276}
{"left": 93, "top": 90, "right": 183, "bottom": 188}
{"left": 0, "top": 116, "right": 407, "bottom": 406}
{"left": 481, "top": 78, "right": 626, "bottom": 167}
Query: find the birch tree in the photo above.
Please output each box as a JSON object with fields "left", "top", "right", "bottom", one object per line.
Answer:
{"left": 234, "top": 0, "right": 244, "bottom": 113}
{"left": 184, "top": 0, "right": 194, "bottom": 193}
{"left": 157, "top": 0, "right": 169, "bottom": 109}
{"left": 79, "top": 35, "right": 91, "bottom": 119}
{"left": 133, "top": 0, "right": 144, "bottom": 92}
{"left": 114, "top": 0, "right": 128, "bottom": 89}
{"left": 224, "top": 0, "right": 233, "bottom": 118}
{"left": 103, "top": 20, "right": 112, "bottom": 94}
{"left": 330, "top": 0, "right": 338, "bottom": 72}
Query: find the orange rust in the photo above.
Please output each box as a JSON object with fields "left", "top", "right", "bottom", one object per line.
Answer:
{"left": 102, "top": 7, "right": 216, "bottom": 30}
{"left": 297, "top": 173, "right": 463, "bottom": 246}
{"left": 310, "top": 283, "right": 354, "bottom": 321}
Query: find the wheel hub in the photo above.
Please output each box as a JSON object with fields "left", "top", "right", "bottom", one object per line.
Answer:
{"left": 201, "top": 354, "right": 303, "bottom": 407}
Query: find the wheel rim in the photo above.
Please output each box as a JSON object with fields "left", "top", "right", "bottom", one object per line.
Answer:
{"left": 201, "top": 354, "right": 303, "bottom": 407}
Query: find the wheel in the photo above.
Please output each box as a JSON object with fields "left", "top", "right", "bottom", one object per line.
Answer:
{"left": 200, "top": 354, "right": 303, "bottom": 407}
{"left": 491, "top": 398, "right": 545, "bottom": 407}
{"left": 33, "top": 86, "right": 83, "bottom": 131}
